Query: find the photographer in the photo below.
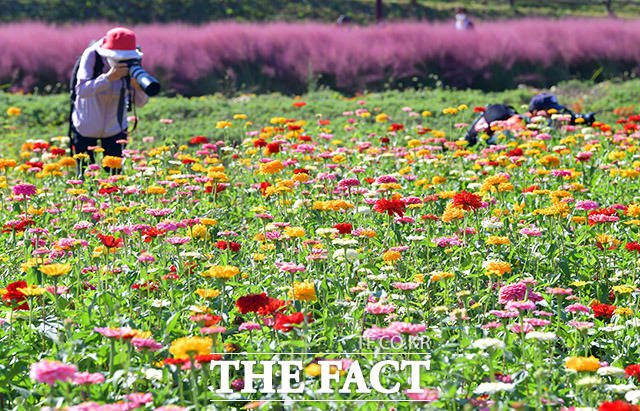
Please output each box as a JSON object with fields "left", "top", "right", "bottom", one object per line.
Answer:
{"left": 71, "top": 27, "right": 153, "bottom": 177}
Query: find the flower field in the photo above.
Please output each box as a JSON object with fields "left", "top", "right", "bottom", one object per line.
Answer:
{"left": 3, "top": 82, "right": 640, "bottom": 409}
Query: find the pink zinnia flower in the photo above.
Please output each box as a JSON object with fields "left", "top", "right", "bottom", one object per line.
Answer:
{"left": 508, "top": 323, "right": 534, "bottom": 334}
{"left": 30, "top": 360, "right": 77, "bottom": 386}
{"left": 362, "top": 326, "right": 400, "bottom": 341}
{"left": 519, "top": 227, "right": 542, "bottom": 236}
{"left": 238, "top": 322, "right": 261, "bottom": 331}
{"left": 72, "top": 372, "right": 105, "bottom": 385}
{"left": 166, "top": 236, "right": 190, "bottom": 245}
{"left": 46, "top": 286, "right": 69, "bottom": 295}
{"left": 127, "top": 392, "right": 153, "bottom": 404}
{"left": 131, "top": 338, "right": 163, "bottom": 352}
{"left": 547, "top": 287, "right": 572, "bottom": 295}
{"left": 277, "top": 262, "right": 306, "bottom": 273}
{"left": 365, "top": 303, "right": 395, "bottom": 315}
{"left": 376, "top": 175, "right": 398, "bottom": 184}
{"left": 338, "top": 178, "right": 360, "bottom": 188}
{"left": 201, "top": 326, "right": 227, "bottom": 334}
{"left": 498, "top": 282, "right": 543, "bottom": 304}
{"left": 489, "top": 310, "right": 519, "bottom": 319}
{"left": 524, "top": 318, "right": 551, "bottom": 327}
{"left": 565, "top": 303, "right": 591, "bottom": 313}
{"left": 388, "top": 322, "right": 427, "bottom": 335}
{"left": 481, "top": 321, "right": 502, "bottom": 329}
{"left": 568, "top": 321, "right": 595, "bottom": 330}
{"left": 505, "top": 301, "right": 536, "bottom": 311}
{"left": 575, "top": 200, "right": 599, "bottom": 211}
{"left": 405, "top": 388, "right": 439, "bottom": 403}
{"left": 392, "top": 282, "right": 420, "bottom": 291}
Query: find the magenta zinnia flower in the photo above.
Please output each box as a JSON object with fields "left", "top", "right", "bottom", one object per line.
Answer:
{"left": 12, "top": 184, "right": 37, "bottom": 197}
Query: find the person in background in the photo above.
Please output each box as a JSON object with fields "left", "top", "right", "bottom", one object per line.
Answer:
{"left": 454, "top": 7, "right": 474, "bottom": 31}
{"left": 71, "top": 27, "right": 149, "bottom": 177}
{"left": 336, "top": 15, "right": 352, "bottom": 29}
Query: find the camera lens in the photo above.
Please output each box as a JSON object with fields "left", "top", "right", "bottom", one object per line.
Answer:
{"left": 127, "top": 62, "right": 161, "bottom": 96}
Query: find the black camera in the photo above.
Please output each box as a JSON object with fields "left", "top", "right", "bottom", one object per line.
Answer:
{"left": 570, "top": 112, "right": 596, "bottom": 126}
{"left": 121, "top": 59, "right": 160, "bottom": 96}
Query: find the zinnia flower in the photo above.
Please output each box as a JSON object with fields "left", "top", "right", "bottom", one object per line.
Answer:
{"left": 30, "top": 360, "right": 77, "bottom": 386}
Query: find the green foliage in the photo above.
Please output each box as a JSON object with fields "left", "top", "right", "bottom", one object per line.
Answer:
{"left": 6, "top": 0, "right": 640, "bottom": 24}
{"left": 2, "top": 79, "right": 637, "bottom": 144}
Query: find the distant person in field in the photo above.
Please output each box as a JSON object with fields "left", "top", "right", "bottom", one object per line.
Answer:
{"left": 336, "top": 15, "right": 352, "bottom": 30}
{"left": 454, "top": 7, "right": 474, "bottom": 31}
{"left": 70, "top": 27, "right": 149, "bottom": 177}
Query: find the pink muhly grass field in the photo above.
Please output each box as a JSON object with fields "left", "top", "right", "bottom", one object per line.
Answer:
{"left": 2, "top": 19, "right": 640, "bottom": 94}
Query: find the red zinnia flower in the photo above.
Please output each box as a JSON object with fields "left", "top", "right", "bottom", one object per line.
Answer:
{"left": 2, "top": 280, "right": 29, "bottom": 310}
{"left": 451, "top": 191, "right": 482, "bottom": 211}
{"left": 26, "top": 161, "right": 43, "bottom": 170}
{"left": 195, "top": 354, "right": 223, "bottom": 363}
{"left": 189, "top": 136, "right": 208, "bottom": 145}
{"left": 599, "top": 400, "right": 639, "bottom": 411}
{"left": 591, "top": 302, "right": 616, "bottom": 319}
{"left": 626, "top": 242, "right": 640, "bottom": 252}
{"left": 292, "top": 101, "right": 306, "bottom": 108}
{"left": 374, "top": 199, "right": 406, "bottom": 217}
{"left": 473, "top": 106, "right": 486, "bottom": 112}
{"left": 506, "top": 148, "right": 523, "bottom": 157}
{"left": 190, "top": 314, "right": 222, "bottom": 326}
{"left": 266, "top": 142, "right": 280, "bottom": 154}
{"left": 236, "top": 293, "right": 271, "bottom": 314}
{"left": 260, "top": 182, "right": 271, "bottom": 196}
{"left": 625, "top": 364, "right": 640, "bottom": 380}
{"left": 253, "top": 139, "right": 267, "bottom": 148}
{"left": 333, "top": 223, "right": 352, "bottom": 234}
{"left": 274, "top": 312, "right": 313, "bottom": 332}
{"left": 131, "top": 282, "right": 158, "bottom": 292}
{"left": 97, "top": 234, "right": 123, "bottom": 248}
{"left": 256, "top": 297, "right": 287, "bottom": 316}
{"left": 142, "top": 227, "right": 164, "bottom": 242}
{"left": 98, "top": 186, "right": 119, "bottom": 195}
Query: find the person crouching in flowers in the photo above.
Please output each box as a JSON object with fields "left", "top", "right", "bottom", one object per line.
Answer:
{"left": 71, "top": 27, "right": 150, "bottom": 178}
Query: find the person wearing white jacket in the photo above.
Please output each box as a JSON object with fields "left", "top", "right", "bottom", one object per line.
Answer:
{"left": 71, "top": 27, "right": 149, "bottom": 176}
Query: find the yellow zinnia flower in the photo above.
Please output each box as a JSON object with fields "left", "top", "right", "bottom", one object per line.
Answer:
{"left": 290, "top": 280, "right": 317, "bottom": 301}
{"left": 40, "top": 263, "right": 72, "bottom": 277}
{"left": 169, "top": 336, "right": 212, "bottom": 359}
{"left": 565, "top": 356, "right": 601, "bottom": 372}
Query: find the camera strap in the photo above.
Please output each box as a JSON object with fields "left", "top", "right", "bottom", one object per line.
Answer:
{"left": 117, "top": 78, "right": 126, "bottom": 134}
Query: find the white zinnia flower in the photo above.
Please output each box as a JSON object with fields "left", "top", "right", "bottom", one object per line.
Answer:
{"left": 626, "top": 389, "right": 640, "bottom": 404}
{"left": 597, "top": 366, "right": 626, "bottom": 377}
{"left": 525, "top": 331, "right": 557, "bottom": 342}
{"left": 605, "top": 383, "right": 636, "bottom": 394}
{"left": 471, "top": 338, "right": 505, "bottom": 351}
